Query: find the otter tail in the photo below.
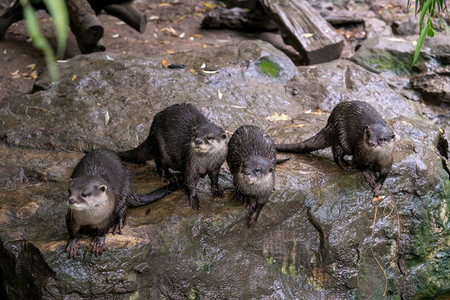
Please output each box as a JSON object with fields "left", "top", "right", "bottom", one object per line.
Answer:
{"left": 128, "top": 179, "right": 185, "bottom": 208}
{"left": 275, "top": 128, "right": 331, "bottom": 153}
{"left": 118, "top": 138, "right": 154, "bottom": 163}
{"left": 276, "top": 157, "right": 290, "bottom": 164}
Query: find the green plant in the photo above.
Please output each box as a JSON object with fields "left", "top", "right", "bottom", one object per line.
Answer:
{"left": 408, "top": 0, "right": 448, "bottom": 66}
{"left": 20, "top": 0, "right": 68, "bottom": 82}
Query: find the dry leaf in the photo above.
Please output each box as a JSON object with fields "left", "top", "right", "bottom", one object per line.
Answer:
{"left": 167, "top": 50, "right": 175, "bottom": 54}
{"left": 179, "top": 32, "right": 185, "bottom": 38}
{"left": 112, "top": 33, "right": 120, "bottom": 38}
{"left": 189, "top": 69, "right": 196, "bottom": 74}
{"left": 372, "top": 195, "right": 385, "bottom": 203}
{"left": 192, "top": 34, "right": 203, "bottom": 38}
{"left": 266, "top": 113, "right": 291, "bottom": 122}
{"left": 202, "top": 70, "right": 218, "bottom": 74}
{"left": 285, "top": 124, "right": 306, "bottom": 128}
{"left": 159, "top": 3, "right": 171, "bottom": 7}
{"left": 11, "top": 70, "right": 20, "bottom": 79}
{"left": 148, "top": 16, "right": 159, "bottom": 20}
{"left": 26, "top": 63, "right": 36, "bottom": 70}
{"left": 161, "top": 26, "right": 177, "bottom": 36}
{"left": 303, "top": 33, "right": 314, "bottom": 38}
{"left": 202, "top": 1, "right": 216, "bottom": 9}
{"left": 162, "top": 59, "right": 167, "bottom": 67}
{"left": 105, "top": 110, "right": 110, "bottom": 125}
{"left": 218, "top": 89, "right": 223, "bottom": 100}
{"left": 72, "top": 74, "right": 77, "bottom": 81}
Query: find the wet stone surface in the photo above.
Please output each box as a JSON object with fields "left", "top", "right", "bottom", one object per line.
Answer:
{"left": 0, "top": 40, "right": 448, "bottom": 299}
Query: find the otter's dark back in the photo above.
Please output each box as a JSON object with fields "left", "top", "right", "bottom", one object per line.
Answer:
{"left": 227, "top": 125, "right": 277, "bottom": 175}
{"left": 328, "top": 101, "right": 386, "bottom": 149}
{"left": 149, "top": 103, "right": 210, "bottom": 171}
{"left": 72, "top": 148, "right": 130, "bottom": 203}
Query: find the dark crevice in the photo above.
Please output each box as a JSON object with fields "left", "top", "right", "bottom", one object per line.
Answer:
{"left": 437, "top": 129, "right": 450, "bottom": 179}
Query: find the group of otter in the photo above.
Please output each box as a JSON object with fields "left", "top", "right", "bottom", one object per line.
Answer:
{"left": 66, "top": 101, "right": 395, "bottom": 258}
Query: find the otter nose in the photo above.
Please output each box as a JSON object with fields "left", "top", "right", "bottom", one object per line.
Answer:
{"left": 194, "top": 139, "right": 203, "bottom": 145}
{"left": 69, "top": 198, "right": 76, "bottom": 205}
{"left": 368, "top": 141, "right": 376, "bottom": 147}
{"left": 243, "top": 169, "right": 252, "bottom": 176}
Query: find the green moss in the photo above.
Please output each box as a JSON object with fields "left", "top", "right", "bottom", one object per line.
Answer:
{"left": 357, "top": 49, "right": 425, "bottom": 75}
{"left": 413, "top": 251, "right": 450, "bottom": 299}
{"left": 260, "top": 60, "right": 281, "bottom": 77}
{"left": 188, "top": 287, "right": 199, "bottom": 300}
{"left": 410, "top": 179, "right": 450, "bottom": 298}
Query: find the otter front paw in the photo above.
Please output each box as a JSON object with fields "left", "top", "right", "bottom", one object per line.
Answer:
{"left": 108, "top": 223, "right": 122, "bottom": 235}
{"left": 211, "top": 187, "right": 224, "bottom": 198}
{"left": 91, "top": 236, "right": 106, "bottom": 256}
{"left": 66, "top": 239, "right": 79, "bottom": 259}
{"left": 362, "top": 170, "right": 377, "bottom": 187}
{"left": 248, "top": 211, "right": 259, "bottom": 228}
{"left": 241, "top": 195, "right": 254, "bottom": 211}
{"left": 189, "top": 194, "right": 200, "bottom": 210}
{"left": 372, "top": 182, "right": 382, "bottom": 197}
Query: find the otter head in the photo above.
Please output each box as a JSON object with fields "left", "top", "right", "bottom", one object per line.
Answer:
{"left": 68, "top": 175, "right": 111, "bottom": 211}
{"left": 240, "top": 155, "right": 274, "bottom": 185}
{"left": 191, "top": 123, "right": 227, "bottom": 154}
{"left": 364, "top": 124, "right": 395, "bottom": 150}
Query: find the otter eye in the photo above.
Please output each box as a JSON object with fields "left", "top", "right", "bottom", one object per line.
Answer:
{"left": 81, "top": 193, "right": 89, "bottom": 198}
{"left": 378, "top": 137, "right": 385, "bottom": 142}
{"left": 255, "top": 168, "right": 261, "bottom": 172}
{"left": 206, "top": 136, "right": 214, "bottom": 140}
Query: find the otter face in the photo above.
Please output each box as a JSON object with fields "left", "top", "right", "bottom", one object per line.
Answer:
{"left": 191, "top": 124, "right": 227, "bottom": 154}
{"left": 240, "top": 155, "right": 274, "bottom": 185}
{"left": 68, "top": 176, "right": 110, "bottom": 211}
{"left": 364, "top": 124, "right": 395, "bottom": 150}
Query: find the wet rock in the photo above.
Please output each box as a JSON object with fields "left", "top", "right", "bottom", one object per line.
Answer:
{"left": 351, "top": 34, "right": 450, "bottom": 137}
{"left": 364, "top": 18, "right": 393, "bottom": 39}
{"left": 0, "top": 40, "right": 448, "bottom": 299}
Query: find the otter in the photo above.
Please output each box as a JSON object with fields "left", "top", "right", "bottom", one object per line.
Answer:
{"left": 66, "top": 148, "right": 181, "bottom": 259}
{"left": 119, "top": 103, "right": 228, "bottom": 210}
{"left": 227, "top": 125, "right": 288, "bottom": 227}
{"left": 275, "top": 101, "right": 395, "bottom": 197}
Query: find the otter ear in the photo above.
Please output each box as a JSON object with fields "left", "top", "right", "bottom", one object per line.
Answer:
{"left": 364, "top": 124, "right": 370, "bottom": 131}
{"left": 269, "top": 167, "right": 274, "bottom": 173}
{"left": 99, "top": 185, "right": 107, "bottom": 193}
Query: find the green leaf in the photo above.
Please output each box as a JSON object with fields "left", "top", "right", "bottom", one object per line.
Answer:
{"left": 411, "top": 21, "right": 431, "bottom": 67}
{"left": 43, "top": 0, "right": 68, "bottom": 59}
{"left": 21, "top": 1, "right": 58, "bottom": 82}
{"left": 419, "top": 0, "right": 432, "bottom": 30}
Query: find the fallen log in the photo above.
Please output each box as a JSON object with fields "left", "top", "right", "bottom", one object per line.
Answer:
{"left": 201, "top": 6, "right": 277, "bottom": 31}
{"left": 103, "top": 2, "right": 147, "bottom": 33}
{"left": 66, "top": 0, "right": 104, "bottom": 53}
{"left": 259, "top": 0, "right": 344, "bottom": 64}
